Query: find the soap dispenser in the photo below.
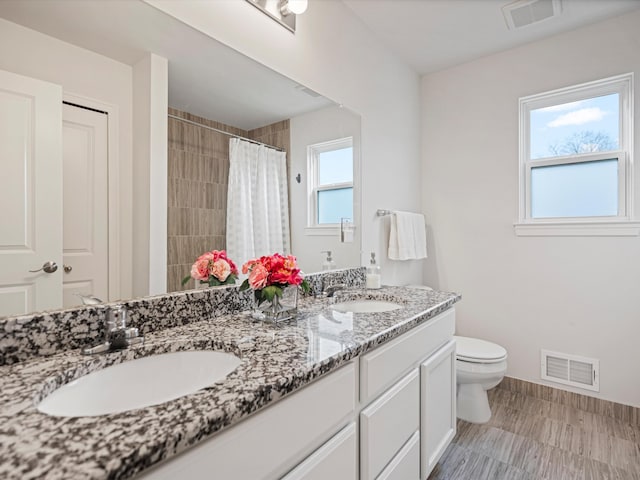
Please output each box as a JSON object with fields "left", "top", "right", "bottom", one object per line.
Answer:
{"left": 366, "top": 252, "right": 381, "bottom": 289}
{"left": 321, "top": 251, "right": 336, "bottom": 271}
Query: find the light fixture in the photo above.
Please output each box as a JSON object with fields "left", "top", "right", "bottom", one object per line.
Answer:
{"left": 245, "top": 0, "right": 308, "bottom": 33}
{"left": 280, "top": 0, "right": 308, "bottom": 16}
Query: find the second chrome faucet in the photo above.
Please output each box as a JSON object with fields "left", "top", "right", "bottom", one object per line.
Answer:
{"left": 83, "top": 305, "right": 144, "bottom": 355}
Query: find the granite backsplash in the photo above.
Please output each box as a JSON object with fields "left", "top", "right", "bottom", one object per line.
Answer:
{"left": 0, "top": 268, "right": 365, "bottom": 366}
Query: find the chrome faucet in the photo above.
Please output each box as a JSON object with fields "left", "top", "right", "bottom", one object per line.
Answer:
{"left": 321, "top": 282, "right": 347, "bottom": 298}
{"left": 76, "top": 293, "right": 103, "bottom": 305}
{"left": 83, "top": 305, "right": 144, "bottom": 355}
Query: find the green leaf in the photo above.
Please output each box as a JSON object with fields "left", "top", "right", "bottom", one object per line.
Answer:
{"left": 300, "top": 279, "right": 311, "bottom": 294}
{"left": 181, "top": 275, "right": 192, "bottom": 286}
{"left": 239, "top": 279, "right": 250, "bottom": 291}
{"left": 261, "top": 285, "right": 281, "bottom": 302}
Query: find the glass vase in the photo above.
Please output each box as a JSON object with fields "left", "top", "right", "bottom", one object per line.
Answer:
{"left": 252, "top": 286, "right": 298, "bottom": 323}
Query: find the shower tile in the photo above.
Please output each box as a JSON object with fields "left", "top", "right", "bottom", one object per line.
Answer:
{"left": 167, "top": 109, "right": 290, "bottom": 292}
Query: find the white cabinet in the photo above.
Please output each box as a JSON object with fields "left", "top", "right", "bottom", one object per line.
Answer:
{"left": 359, "top": 308, "right": 456, "bottom": 480}
{"left": 138, "top": 362, "right": 356, "bottom": 480}
{"left": 360, "top": 369, "right": 419, "bottom": 480}
{"left": 360, "top": 308, "right": 455, "bottom": 403}
{"left": 136, "top": 307, "right": 456, "bottom": 480}
{"left": 282, "top": 423, "right": 357, "bottom": 480}
{"left": 421, "top": 340, "right": 457, "bottom": 479}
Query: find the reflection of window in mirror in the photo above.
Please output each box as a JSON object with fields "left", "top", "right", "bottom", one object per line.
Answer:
{"left": 307, "top": 137, "right": 354, "bottom": 227}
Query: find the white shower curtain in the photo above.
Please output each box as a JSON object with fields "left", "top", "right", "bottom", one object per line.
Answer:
{"left": 226, "top": 138, "right": 291, "bottom": 266}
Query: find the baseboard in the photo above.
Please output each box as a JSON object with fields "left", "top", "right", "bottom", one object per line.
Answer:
{"left": 497, "top": 376, "right": 640, "bottom": 426}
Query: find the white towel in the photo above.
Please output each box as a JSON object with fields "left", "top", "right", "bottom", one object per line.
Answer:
{"left": 388, "top": 211, "right": 428, "bottom": 260}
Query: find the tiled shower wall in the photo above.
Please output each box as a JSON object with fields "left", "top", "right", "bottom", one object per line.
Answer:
{"left": 248, "top": 120, "right": 291, "bottom": 175}
{"left": 167, "top": 108, "right": 290, "bottom": 292}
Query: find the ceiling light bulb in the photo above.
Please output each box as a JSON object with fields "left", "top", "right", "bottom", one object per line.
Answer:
{"left": 280, "top": 0, "right": 308, "bottom": 16}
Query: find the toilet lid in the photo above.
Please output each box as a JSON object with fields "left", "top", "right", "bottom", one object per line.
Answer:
{"left": 454, "top": 336, "right": 507, "bottom": 363}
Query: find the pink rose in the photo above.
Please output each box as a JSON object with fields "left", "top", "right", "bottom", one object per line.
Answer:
{"left": 190, "top": 255, "right": 212, "bottom": 281}
{"left": 248, "top": 263, "right": 269, "bottom": 289}
{"left": 270, "top": 269, "right": 291, "bottom": 285}
{"left": 221, "top": 253, "right": 238, "bottom": 276}
{"left": 284, "top": 255, "right": 297, "bottom": 270}
{"left": 242, "top": 260, "right": 254, "bottom": 275}
{"left": 209, "top": 259, "right": 231, "bottom": 282}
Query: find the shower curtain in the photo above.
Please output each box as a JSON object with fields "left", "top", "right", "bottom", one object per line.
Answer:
{"left": 226, "top": 138, "right": 291, "bottom": 267}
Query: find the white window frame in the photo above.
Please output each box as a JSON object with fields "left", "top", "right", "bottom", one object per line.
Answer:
{"left": 306, "top": 137, "right": 354, "bottom": 236}
{"left": 515, "top": 73, "right": 639, "bottom": 236}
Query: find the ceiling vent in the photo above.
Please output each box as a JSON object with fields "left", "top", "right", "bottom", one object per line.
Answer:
{"left": 502, "top": 0, "right": 562, "bottom": 30}
{"left": 295, "top": 85, "right": 322, "bottom": 98}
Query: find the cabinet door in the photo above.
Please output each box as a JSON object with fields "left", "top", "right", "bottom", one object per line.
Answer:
{"left": 282, "top": 423, "right": 357, "bottom": 480}
{"left": 420, "top": 340, "right": 456, "bottom": 479}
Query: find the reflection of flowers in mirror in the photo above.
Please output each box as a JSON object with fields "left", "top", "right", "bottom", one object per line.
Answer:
{"left": 182, "top": 250, "right": 239, "bottom": 287}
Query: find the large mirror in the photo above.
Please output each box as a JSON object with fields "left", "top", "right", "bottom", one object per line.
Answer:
{"left": 0, "top": 0, "right": 361, "bottom": 316}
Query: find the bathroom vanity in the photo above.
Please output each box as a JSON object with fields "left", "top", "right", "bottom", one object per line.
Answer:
{"left": 0, "top": 271, "right": 460, "bottom": 480}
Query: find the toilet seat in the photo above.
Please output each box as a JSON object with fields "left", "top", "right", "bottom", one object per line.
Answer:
{"left": 454, "top": 336, "right": 507, "bottom": 364}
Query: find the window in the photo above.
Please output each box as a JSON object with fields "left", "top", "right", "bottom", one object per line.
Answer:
{"left": 307, "top": 138, "right": 353, "bottom": 230}
{"left": 516, "top": 73, "right": 638, "bottom": 236}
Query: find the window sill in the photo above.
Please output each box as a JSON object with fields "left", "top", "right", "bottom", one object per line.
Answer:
{"left": 305, "top": 225, "right": 340, "bottom": 236}
{"left": 514, "top": 221, "right": 640, "bottom": 237}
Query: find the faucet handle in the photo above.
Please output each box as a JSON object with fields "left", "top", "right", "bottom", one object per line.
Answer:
{"left": 106, "top": 305, "right": 127, "bottom": 330}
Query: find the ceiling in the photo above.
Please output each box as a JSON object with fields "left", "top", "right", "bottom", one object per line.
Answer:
{"left": 1, "top": 0, "right": 639, "bottom": 127}
{"left": 343, "top": 0, "right": 640, "bottom": 74}
{"left": 0, "top": 0, "right": 333, "bottom": 130}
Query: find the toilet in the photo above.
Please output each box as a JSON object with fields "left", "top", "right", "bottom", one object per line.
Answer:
{"left": 454, "top": 335, "right": 507, "bottom": 424}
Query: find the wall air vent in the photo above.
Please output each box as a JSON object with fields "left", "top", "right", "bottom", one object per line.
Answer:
{"left": 541, "top": 349, "right": 599, "bottom": 392}
{"left": 502, "top": 0, "right": 562, "bottom": 30}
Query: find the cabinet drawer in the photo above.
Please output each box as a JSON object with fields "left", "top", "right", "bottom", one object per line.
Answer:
{"left": 360, "top": 369, "right": 419, "bottom": 480}
{"left": 282, "top": 423, "right": 357, "bottom": 480}
{"left": 377, "top": 431, "right": 420, "bottom": 480}
{"left": 360, "top": 308, "right": 455, "bottom": 403}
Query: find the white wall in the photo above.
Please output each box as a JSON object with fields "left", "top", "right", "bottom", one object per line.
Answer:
{"left": 132, "top": 53, "right": 168, "bottom": 297}
{"left": 421, "top": 11, "right": 640, "bottom": 407}
{"left": 0, "top": 18, "right": 133, "bottom": 300}
{"left": 146, "top": 0, "right": 424, "bottom": 286}
{"left": 290, "top": 105, "right": 361, "bottom": 273}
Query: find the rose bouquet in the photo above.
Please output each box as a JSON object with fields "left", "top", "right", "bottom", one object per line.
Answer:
{"left": 240, "top": 253, "right": 310, "bottom": 306}
{"left": 182, "top": 250, "right": 239, "bottom": 287}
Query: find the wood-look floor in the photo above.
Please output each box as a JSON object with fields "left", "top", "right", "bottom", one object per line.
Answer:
{"left": 428, "top": 387, "right": 640, "bottom": 479}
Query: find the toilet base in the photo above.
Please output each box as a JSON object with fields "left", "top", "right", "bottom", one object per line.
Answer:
{"left": 457, "top": 383, "right": 491, "bottom": 424}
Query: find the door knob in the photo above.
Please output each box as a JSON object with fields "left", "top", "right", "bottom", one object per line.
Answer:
{"left": 29, "top": 261, "right": 58, "bottom": 274}
{"left": 64, "top": 264, "right": 73, "bottom": 273}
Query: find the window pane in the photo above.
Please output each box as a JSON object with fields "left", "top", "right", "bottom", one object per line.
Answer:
{"left": 530, "top": 93, "right": 619, "bottom": 160}
{"left": 318, "top": 147, "right": 353, "bottom": 185}
{"left": 531, "top": 159, "right": 618, "bottom": 218}
{"left": 317, "top": 187, "right": 353, "bottom": 224}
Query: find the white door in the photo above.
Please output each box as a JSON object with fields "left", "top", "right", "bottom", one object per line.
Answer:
{"left": 0, "top": 69, "right": 62, "bottom": 317}
{"left": 62, "top": 103, "right": 109, "bottom": 307}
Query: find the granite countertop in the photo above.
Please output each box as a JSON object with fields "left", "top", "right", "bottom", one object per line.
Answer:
{"left": 0, "top": 286, "right": 460, "bottom": 480}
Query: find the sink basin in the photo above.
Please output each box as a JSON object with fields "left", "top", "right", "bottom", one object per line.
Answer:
{"left": 330, "top": 300, "right": 402, "bottom": 313}
{"left": 37, "top": 351, "right": 241, "bottom": 417}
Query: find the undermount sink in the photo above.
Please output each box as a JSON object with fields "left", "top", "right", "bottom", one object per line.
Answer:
{"left": 330, "top": 300, "right": 402, "bottom": 313}
{"left": 37, "top": 351, "right": 241, "bottom": 417}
